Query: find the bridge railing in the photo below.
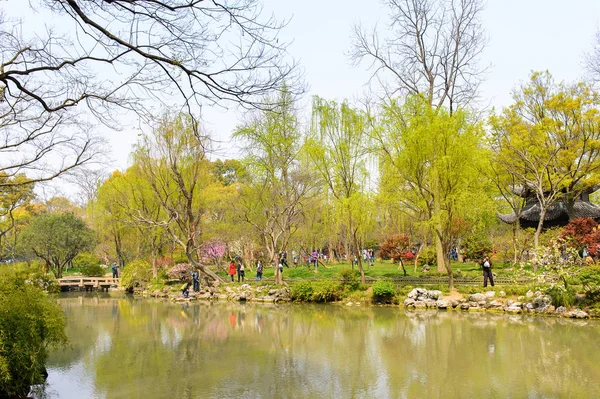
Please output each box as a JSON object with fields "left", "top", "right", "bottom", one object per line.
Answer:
{"left": 58, "top": 277, "right": 119, "bottom": 287}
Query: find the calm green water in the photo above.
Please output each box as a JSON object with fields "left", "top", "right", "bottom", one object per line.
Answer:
{"left": 40, "top": 293, "right": 600, "bottom": 399}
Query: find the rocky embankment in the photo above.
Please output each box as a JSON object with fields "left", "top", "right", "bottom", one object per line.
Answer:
{"left": 403, "top": 288, "right": 591, "bottom": 319}
{"left": 144, "top": 283, "right": 291, "bottom": 303}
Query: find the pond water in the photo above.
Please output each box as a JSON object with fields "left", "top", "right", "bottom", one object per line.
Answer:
{"left": 39, "top": 293, "right": 600, "bottom": 398}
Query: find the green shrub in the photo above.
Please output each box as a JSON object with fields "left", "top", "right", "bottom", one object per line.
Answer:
{"left": 311, "top": 281, "right": 342, "bottom": 303}
{"left": 290, "top": 281, "right": 314, "bottom": 302}
{"left": 0, "top": 275, "right": 68, "bottom": 397}
{"left": 463, "top": 231, "right": 493, "bottom": 260}
{"left": 418, "top": 247, "right": 436, "bottom": 266}
{"left": 546, "top": 285, "right": 576, "bottom": 308}
{"left": 372, "top": 280, "right": 396, "bottom": 302}
{"left": 120, "top": 260, "right": 152, "bottom": 291}
{"left": 338, "top": 269, "right": 361, "bottom": 291}
{"left": 73, "top": 253, "right": 105, "bottom": 277}
{"left": 579, "top": 266, "right": 600, "bottom": 291}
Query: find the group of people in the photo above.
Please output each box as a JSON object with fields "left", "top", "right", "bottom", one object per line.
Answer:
{"left": 228, "top": 258, "right": 265, "bottom": 282}
{"left": 181, "top": 269, "right": 200, "bottom": 298}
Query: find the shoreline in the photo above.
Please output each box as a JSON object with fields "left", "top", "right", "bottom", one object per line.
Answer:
{"left": 114, "top": 283, "right": 599, "bottom": 320}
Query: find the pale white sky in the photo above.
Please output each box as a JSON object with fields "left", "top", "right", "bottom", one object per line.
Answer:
{"left": 7, "top": 0, "right": 600, "bottom": 194}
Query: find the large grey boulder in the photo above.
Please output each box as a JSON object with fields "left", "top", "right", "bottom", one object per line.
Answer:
{"left": 468, "top": 293, "right": 486, "bottom": 303}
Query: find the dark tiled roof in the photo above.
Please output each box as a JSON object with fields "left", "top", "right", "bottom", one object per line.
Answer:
{"left": 498, "top": 200, "right": 600, "bottom": 224}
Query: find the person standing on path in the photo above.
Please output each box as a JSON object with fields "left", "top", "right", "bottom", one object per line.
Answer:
{"left": 191, "top": 269, "right": 200, "bottom": 292}
{"left": 481, "top": 256, "right": 494, "bottom": 287}
{"left": 229, "top": 260, "right": 236, "bottom": 282}
{"left": 237, "top": 258, "right": 245, "bottom": 283}
{"left": 256, "top": 260, "right": 263, "bottom": 281}
{"left": 111, "top": 263, "right": 119, "bottom": 278}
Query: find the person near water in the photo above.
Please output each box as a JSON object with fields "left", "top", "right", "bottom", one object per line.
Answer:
{"left": 229, "top": 260, "right": 236, "bottom": 282}
{"left": 111, "top": 263, "right": 119, "bottom": 278}
{"left": 481, "top": 256, "right": 494, "bottom": 287}
{"left": 237, "top": 258, "right": 245, "bottom": 282}
{"left": 191, "top": 269, "right": 200, "bottom": 291}
{"left": 256, "top": 260, "right": 263, "bottom": 281}
{"left": 181, "top": 281, "right": 191, "bottom": 298}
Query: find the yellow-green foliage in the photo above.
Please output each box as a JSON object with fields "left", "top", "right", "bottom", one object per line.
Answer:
{"left": 0, "top": 274, "right": 67, "bottom": 397}
{"left": 120, "top": 260, "right": 152, "bottom": 291}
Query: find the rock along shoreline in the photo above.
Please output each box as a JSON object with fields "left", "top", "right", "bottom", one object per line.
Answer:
{"left": 134, "top": 284, "right": 597, "bottom": 320}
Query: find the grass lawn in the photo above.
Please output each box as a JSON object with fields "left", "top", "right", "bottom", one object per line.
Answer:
{"left": 216, "top": 260, "right": 489, "bottom": 281}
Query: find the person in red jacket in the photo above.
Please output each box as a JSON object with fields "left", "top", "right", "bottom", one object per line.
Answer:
{"left": 228, "top": 260, "right": 236, "bottom": 282}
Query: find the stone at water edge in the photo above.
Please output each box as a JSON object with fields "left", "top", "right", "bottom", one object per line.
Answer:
{"left": 404, "top": 298, "right": 416, "bottom": 307}
{"left": 488, "top": 300, "right": 503, "bottom": 308}
{"left": 427, "top": 290, "right": 442, "bottom": 300}
{"left": 407, "top": 289, "right": 419, "bottom": 299}
{"left": 485, "top": 291, "right": 496, "bottom": 298}
{"left": 460, "top": 303, "right": 470, "bottom": 310}
{"left": 555, "top": 306, "right": 567, "bottom": 313}
{"left": 526, "top": 290, "right": 534, "bottom": 298}
{"left": 468, "top": 293, "right": 486, "bottom": 303}
{"left": 436, "top": 299, "right": 450, "bottom": 309}
{"left": 240, "top": 284, "right": 251, "bottom": 290}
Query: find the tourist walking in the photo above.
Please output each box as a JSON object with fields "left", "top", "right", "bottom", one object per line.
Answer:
{"left": 481, "top": 256, "right": 494, "bottom": 287}
{"left": 256, "top": 260, "right": 263, "bottom": 281}
{"left": 237, "top": 258, "right": 245, "bottom": 282}
{"left": 229, "top": 260, "right": 236, "bottom": 282}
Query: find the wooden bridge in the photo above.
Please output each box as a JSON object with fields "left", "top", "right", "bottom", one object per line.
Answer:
{"left": 58, "top": 277, "right": 119, "bottom": 291}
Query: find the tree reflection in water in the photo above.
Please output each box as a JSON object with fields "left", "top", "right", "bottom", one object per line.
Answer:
{"left": 43, "top": 294, "right": 600, "bottom": 399}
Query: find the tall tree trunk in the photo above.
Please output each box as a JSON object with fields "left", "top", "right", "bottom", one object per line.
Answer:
{"left": 533, "top": 207, "right": 547, "bottom": 272}
{"left": 352, "top": 229, "right": 365, "bottom": 284}
{"left": 185, "top": 241, "right": 222, "bottom": 282}
{"left": 151, "top": 248, "right": 158, "bottom": 279}
{"left": 512, "top": 219, "right": 519, "bottom": 265}
{"left": 534, "top": 208, "right": 546, "bottom": 249}
{"left": 435, "top": 233, "right": 446, "bottom": 272}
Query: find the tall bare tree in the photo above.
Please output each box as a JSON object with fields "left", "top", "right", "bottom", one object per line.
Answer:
{"left": 350, "top": 0, "right": 486, "bottom": 113}
{"left": 1, "top": 1, "right": 300, "bottom": 188}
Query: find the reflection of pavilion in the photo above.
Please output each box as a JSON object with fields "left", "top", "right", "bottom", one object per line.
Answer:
{"left": 498, "top": 187, "right": 600, "bottom": 228}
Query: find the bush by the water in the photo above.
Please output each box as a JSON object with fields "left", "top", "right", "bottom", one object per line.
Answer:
{"left": 372, "top": 280, "right": 396, "bottom": 302}
{"left": 0, "top": 274, "right": 67, "bottom": 397}
{"left": 120, "top": 260, "right": 152, "bottom": 291}
{"left": 338, "top": 269, "right": 361, "bottom": 291}
{"left": 546, "top": 285, "right": 576, "bottom": 308}
{"left": 290, "top": 280, "right": 342, "bottom": 303}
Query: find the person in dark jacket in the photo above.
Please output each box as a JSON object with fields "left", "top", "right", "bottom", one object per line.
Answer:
{"left": 237, "top": 258, "right": 245, "bottom": 283}
{"left": 191, "top": 270, "right": 200, "bottom": 291}
{"left": 481, "top": 256, "right": 494, "bottom": 287}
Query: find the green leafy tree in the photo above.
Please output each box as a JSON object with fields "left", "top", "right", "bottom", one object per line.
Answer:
{"left": 309, "top": 97, "right": 373, "bottom": 283}
{"left": 0, "top": 173, "right": 34, "bottom": 259}
{"left": 19, "top": 213, "right": 95, "bottom": 278}
{"left": 490, "top": 72, "right": 600, "bottom": 247}
{"left": 378, "top": 96, "right": 490, "bottom": 289}
{"left": 234, "top": 87, "right": 315, "bottom": 284}
{"left": 0, "top": 274, "right": 67, "bottom": 397}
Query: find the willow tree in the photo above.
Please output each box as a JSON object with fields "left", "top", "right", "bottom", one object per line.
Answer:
{"left": 309, "top": 97, "right": 373, "bottom": 284}
{"left": 135, "top": 114, "right": 221, "bottom": 283}
{"left": 379, "top": 96, "right": 489, "bottom": 289}
{"left": 234, "top": 88, "right": 314, "bottom": 285}
{"left": 95, "top": 167, "right": 169, "bottom": 278}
